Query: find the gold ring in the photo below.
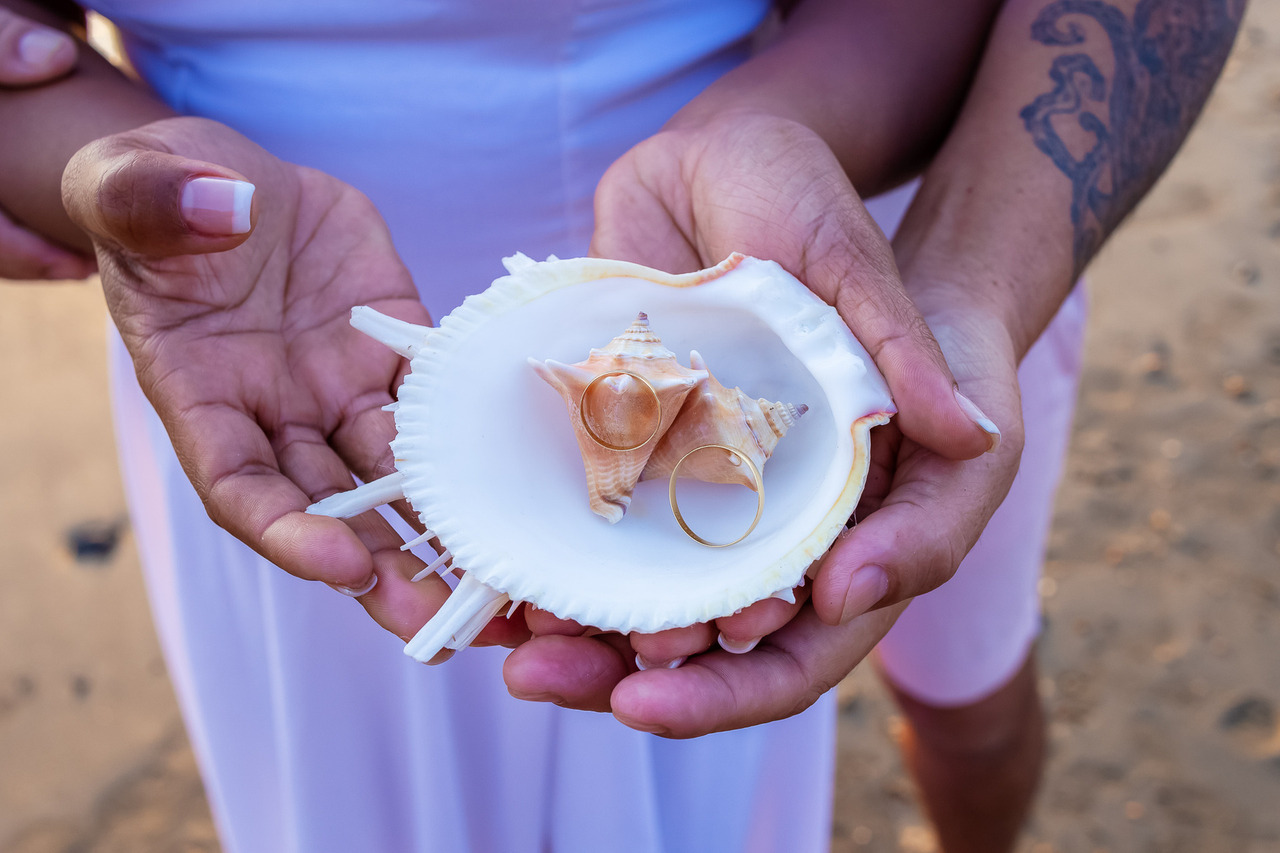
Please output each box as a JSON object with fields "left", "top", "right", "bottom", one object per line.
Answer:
{"left": 578, "top": 370, "right": 662, "bottom": 452}
{"left": 668, "top": 444, "right": 765, "bottom": 548}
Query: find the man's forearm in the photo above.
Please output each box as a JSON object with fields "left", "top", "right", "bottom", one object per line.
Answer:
{"left": 0, "top": 0, "right": 172, "bottom": 251}
{"left": 894, "top": 0, "right": 1243, "bottom": 357}
{"left": 666, "top": 0, "right": 1004, "bottom": 197}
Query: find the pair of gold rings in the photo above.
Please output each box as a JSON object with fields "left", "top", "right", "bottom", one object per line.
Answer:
{"left": 578, "top": 370, "right": 764, "bottom": 548}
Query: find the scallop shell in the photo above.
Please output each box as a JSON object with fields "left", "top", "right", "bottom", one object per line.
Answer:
{"left": 639, "top": 350, "right": 808, "bottom": 491}
{"left": 529, "top": 314, "right": 706, "bottom": 523}
{"left": 307, "top": 253, "right": 895, "bottom": 663}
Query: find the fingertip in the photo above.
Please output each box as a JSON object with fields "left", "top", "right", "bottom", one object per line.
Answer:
{"left": 523, "top": 604, "right": 587, "bottom": 637}
{"left": 954, "top": 388, "right": 1002, "bottom": 454}
{"left": 889, "top": 375, "right": 995, "bottom": 462}
{"left": 5, "top": 26, "right": 76, "bottom": 83}
{"left": 716, "top": 633, "right": 760, "bottom": 654}
{"left": 329, "top": 574, "right": 378, "bottom": 598}
{"left": 835, "top": 565, "right": 889, "bottom": 624}
{"left": 358, "top": 559, "right": 451, "bottom": 640}
{"left": 634, "top": 653, "right": 686, "bottom": 671}
{"left": 630, "top": 624, "right": 714, "bottom": 670}
{"left": 611, "top": 667, "right": 730, "bottom": 739}
{"left": 504, "top": 634, "right": 626, "bottom": 713}
{"left": 265, "top": 510, "right": 373, "bottom": 587}
{"left": 811, "top": 538, "right": 883, "bottom": 626}
{"left": 714, "top": 591, "right": 805, "bottom": 644}
{"left": 610, "top": 673, "right": 679, "bottom": 736}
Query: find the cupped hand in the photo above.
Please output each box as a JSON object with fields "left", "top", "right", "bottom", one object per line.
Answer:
{"left": 505, "top": 110, "right": 1015, "bottom": 728}
{"left": 0, "top": 7, "right": 95, "bottom": 280}
{"left": 507, "top": 288, "right": 1025, "bottom": 735}
{"left": 61, "top": 116, "right": 521, "bottom": 644}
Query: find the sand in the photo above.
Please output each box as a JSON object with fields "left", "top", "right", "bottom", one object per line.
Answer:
{"left": 1, "top": 3, "right": 1278, "bottom": 850}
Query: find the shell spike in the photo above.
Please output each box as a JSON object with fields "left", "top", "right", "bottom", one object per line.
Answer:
{"left": 761, "top": 400, "right": 808, "bottom": 436}
{"left": 400, "top": 528, "right": 437, "bottom": 552}
{"left": 404, "top": 573, "right": 510, "bottom": 661}
{"left": 350, "top": 306, "right": 434, "bottom": 359}
{"left": 526, "top": 358, "right": 591, "bottom": 398}
{"left": 306, "top": 471, "right": 406, "bottom": 519}
{"left": 409, "top": 549, "right": 453, "bottom": 582}
{"left": 601, "top": 312, "right": 667, "bottom": 357}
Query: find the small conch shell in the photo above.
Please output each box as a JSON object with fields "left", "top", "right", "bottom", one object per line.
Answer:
{"left": 529, "top": 313, "right": 706, "bottom": 522}
{"left": 641, "top": 351, "right": 807, "bottom": 490}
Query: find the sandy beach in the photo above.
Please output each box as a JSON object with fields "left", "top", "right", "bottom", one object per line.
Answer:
{"left": 2, "top": 3, "right": 1278, "bottom": 851}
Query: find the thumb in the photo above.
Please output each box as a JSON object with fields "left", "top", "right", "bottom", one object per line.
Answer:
{"left": 62, "top": 139, "right": 256, "bottom": 257}
{"left": 0, "top": 10, "right": 76, "bottom": 86}
{"left": 803, "top": 213, "right": 1002, "bottom": 462}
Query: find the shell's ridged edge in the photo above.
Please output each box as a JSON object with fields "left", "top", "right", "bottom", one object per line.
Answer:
{"left": 388, "top": 253, "right": 893, "bottom": 634}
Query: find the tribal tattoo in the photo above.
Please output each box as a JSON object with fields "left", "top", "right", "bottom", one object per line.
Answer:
{"left": 1020, "top": 0, "right": 1243, "bottom": 272}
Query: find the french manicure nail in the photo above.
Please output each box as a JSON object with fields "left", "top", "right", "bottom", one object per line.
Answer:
{"left": 330, "top": 575, "right": 378, "bottom": 598}
{"left": 954, "top": 388, "right": 1001, "bottom": 454}
{"left": 18, "top": 29, "right": 68, "bottom": 68}
{"left": 717, "top": 633, "right": 760, "bottom": 654}
{"left": 180, "top": 177, "right": 255, "bottom": 235}
{"left": 839, "top": 565, "right": 888, "bottom": 624}
{"left": 635, "top": 654, "right": 686, "bottom": 672}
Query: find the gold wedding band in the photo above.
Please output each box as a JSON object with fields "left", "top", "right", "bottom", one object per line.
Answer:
{"left": 578, "top": 370, "right": 663, "bottom": 452}
{"left": 668, "top": 444, "right": 765, "bottom": 548}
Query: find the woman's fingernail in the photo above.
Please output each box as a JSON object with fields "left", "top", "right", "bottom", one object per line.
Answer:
{"left": 839, "top": 565, "right": 888, "bottom": 624}
{"left": 180, "top": 177, "right": 255, "bottom": 235}
{"left": 717, "top": 633, "right": 761, "bottom": 654}
{"left": 954, "top": 388, "right": 1001, "bottom": 454}
{"left": 330, "top": 574, "right": 378, "bottom": 597}
{"left": 18, "top": 29, "right": 70, "bottom": 68}
{"left": 425, "top": 648, "right": 455, "bottom": 666}
{"left": 635, "top": 654, "right": 686, "bottom": 672}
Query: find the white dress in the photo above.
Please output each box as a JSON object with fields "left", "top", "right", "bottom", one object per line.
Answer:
{"left": 92, "top": 0, "right": 1084, "bottom": 849}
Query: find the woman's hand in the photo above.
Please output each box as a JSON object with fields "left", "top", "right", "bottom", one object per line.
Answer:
{"left": 61, "top": 116, "right": 525, "bottom": 646}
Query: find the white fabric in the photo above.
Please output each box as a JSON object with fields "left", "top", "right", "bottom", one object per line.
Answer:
{"left": 93, "top": 1, "right": 1081, "bottom": 849}
{"left": 100, "top": 2, "right": 839, "bottom": 851}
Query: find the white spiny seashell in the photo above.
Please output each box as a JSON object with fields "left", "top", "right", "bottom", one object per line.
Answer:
{"left": 640, "top": 350, "right": 808, "bottom": 491}
{"left": 308, "top": 253, "right": 895, "bottom": 663}
{"left": 529, "top": 314, "right": 705, "bottom": 522}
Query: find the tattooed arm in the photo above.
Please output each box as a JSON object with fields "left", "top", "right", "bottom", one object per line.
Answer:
{"left": 808, "top": 0, "right": 1241, "bottom": 639}
{"left": 893, "top": 0, "right": 1243, "bottom": 359}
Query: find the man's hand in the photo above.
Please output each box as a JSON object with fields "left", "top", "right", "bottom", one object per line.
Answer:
{"left": 504, "top": 110, "right": 1015, "bottom": 729}
{"left": 505, "top": 282, "right": 1024, "bottom": 735}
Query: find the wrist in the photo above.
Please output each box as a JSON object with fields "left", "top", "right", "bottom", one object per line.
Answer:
{"left": 902, "top": 269, "right": 1026, "bottom": 371}
{"left": 893, "top": 172, "right": 1077, "bottom": 363}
